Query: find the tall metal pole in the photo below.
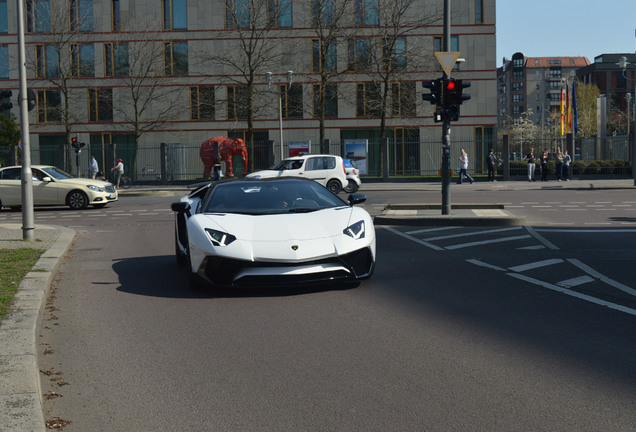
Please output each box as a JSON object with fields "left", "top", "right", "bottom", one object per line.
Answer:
{"left": 278, "top": 79, "right": 284, "bottom": 161}
{"left": 17, "top": 0, "right": 34, "bottom": 240}
{"left": 441, "top": 0, "right": 451, "bottom": 215}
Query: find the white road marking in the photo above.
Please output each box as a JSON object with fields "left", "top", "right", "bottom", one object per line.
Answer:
{"left": 568, "top": 258, "right": 636, "bottom": 297}
{"left": 385, "top": 227, "right": 445, "bottom": 251}
{"left": 508, "top": 258, "right": 564, "bottom": 273}
{"left": 406, "top": 227, "right": 460, "bottom": 235}
{"left": 466, "top": 259, "right": 506, "bottom": 271}
{"left": 524, "top": 226, "right": 559, "bottom": 250}
{"left": 557, "top": 275, "right": 594, "bottom": 288}
{"left": 445, "top": 234, "right": 531, "bottom": 250}
{"left": 424, "top": 226, "right": 521, "bottom": 241}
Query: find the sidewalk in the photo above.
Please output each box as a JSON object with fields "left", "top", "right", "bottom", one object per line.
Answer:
{"left": 0, "top": 177, "right": 633, "bottom": 431}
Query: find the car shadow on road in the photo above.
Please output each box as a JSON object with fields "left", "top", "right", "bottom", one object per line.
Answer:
{"left": 113, "top": 255, "right": 358, "bottom": 299}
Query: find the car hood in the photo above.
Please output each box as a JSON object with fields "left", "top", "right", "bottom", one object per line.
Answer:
{"left": 199, "top": 207, "right": 357, "bottom": 241}
{"left": 55, "top": 177, "right": 114, "bottom": 187}
{"left": 245, "top": 170, "right": 285, "bottom": 179}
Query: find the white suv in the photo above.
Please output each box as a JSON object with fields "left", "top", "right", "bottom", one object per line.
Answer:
{"left": 246, "top": 154, "right": 347, "bottom": 194}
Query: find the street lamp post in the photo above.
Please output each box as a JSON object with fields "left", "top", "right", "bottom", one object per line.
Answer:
{"left": 266, "top": 71, "right": 294, "bottom": 161}
{"left": 618, "top": 56, "right": 636, "bottom": 186}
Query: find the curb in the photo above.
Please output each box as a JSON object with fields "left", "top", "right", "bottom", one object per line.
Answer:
{"left": 0, "top": 225, "right": 75, "bottom": 432}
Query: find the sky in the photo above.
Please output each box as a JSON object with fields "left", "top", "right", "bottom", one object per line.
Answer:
{"left": 496, "top": 0, "right": 636, "bottom": 67}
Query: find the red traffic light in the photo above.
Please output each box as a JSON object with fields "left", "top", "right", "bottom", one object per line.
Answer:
{"left": 446, "top": 80, "right": 456, "bottom": 90}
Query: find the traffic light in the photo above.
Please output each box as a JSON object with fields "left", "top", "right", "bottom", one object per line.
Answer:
{"left": 422, "top": 79, "right": 443, "bottom": 122}
{"left": 71, "top": 137, "right": 85, "bottom": 152}
{"left": 0, "top": 90, "right": 12, "bottom": 111}
{"left": 443, "top": 79, "right": 471, "bottom": 122}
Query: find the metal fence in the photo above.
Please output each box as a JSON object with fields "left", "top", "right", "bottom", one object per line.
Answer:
{"left": 1, "top": 135, "right": 633, "bottom": 182}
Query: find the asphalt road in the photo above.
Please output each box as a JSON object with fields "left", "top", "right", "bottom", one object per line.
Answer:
{"left": 5, "top": 189, "right": 633, "bottom": 431}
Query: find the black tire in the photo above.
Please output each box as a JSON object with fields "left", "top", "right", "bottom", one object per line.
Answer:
{"left": 67, "top": 191, "right": 88, "bottom": 210}
{"left": 344, "top": 179, "right": 358, "bottom": 193}
{"left": 327, "top": 179, "right": 342, "bottom": 194}
{"left": 120, "top": 176, "right": 132, "bottom": 189}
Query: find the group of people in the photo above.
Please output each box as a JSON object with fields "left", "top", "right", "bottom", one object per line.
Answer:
{"left": 524, "top": 147, "right": 571, "bottom": 182}
{"left": 89, "top": 156, "right": 125, "bottom": 188}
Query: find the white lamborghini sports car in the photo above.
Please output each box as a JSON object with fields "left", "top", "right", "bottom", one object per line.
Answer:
{"left": 171, "top": 177, "right": 376, "bottom": 290}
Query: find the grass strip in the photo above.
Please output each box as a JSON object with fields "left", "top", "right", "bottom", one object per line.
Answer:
{"left": 0, "top": 248, "right": 45, "bottom": 322}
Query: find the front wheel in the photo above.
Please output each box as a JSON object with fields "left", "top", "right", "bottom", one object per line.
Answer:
{"left": 120, "top": 176, "right": 132, "bottom": 189}
{"left": 344, "top": 179, "right": 358, "bottom": 193}
{"left": 327, "top": 179, "right": 342, "bottom": 194}
{"left": 67, "top": 191, "right": 88, "bottom": 210}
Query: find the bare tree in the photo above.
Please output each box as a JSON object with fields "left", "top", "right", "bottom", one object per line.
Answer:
{"left": 197, "top": 0, "right": 284, "bottom": 169}
{"left": 112, "top": 18, "right": 188, "bottom": 147}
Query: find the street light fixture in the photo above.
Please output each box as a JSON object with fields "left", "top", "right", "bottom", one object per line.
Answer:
{"left": 266, "top": 71, "right": 294, "bottom": 161}
{"left": 618, "top": 56, "right": 636, "bottom": 186}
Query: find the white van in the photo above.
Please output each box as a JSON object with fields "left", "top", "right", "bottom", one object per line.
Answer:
{"left": 246, "top": 154, "right": 347, "bottom": 194}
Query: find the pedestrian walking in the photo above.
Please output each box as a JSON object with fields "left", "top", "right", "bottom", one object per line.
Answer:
{"left": 555, "top": 147, "right": 564, "bottom": 181}
{"left": 486, "top": 149, "right": 500, "bottom": 182}
{"left": 89, "top": 156, "right": 99, "bottom": 179}
{"left": 540, "top": 150, "right": 549, "bottom": 182}
{"left": 457, "top": 149, "right": 474, "bottom": 184}
{"left": 111, "top": 158, "right": 124, "bottom": 188}
{"left": 562, "top": 149, "right": 571, "bottom": 181}
{"left": 524, "top": 147, "right": 536, "bottom": 182}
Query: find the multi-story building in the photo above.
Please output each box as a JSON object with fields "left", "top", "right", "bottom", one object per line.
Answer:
{"left": 577, "top": 53, "right": 636, "bottom": 113}
{"left": 498, "top": 52, "right": 590, "bottom": 130}
{"left": 1, "top": 0, "right": 497, "bottom": 178}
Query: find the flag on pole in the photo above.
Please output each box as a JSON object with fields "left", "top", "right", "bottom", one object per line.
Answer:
{"left": 572, "top": 81, "right": 578, "bottom": 134}
{"left": 566, "top": 84, "right": 572, "bottom": 133}
{"left": 560, "top": 88, "right": 565, "bottom": 135}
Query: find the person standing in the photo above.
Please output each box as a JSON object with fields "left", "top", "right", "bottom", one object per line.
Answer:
{"left": 457, "top": 149, "right": 474, "bottom": 184}
{"left": 562, "top": 149, "right": 571, "bottom": 181}
{"left": 486, "top": 149, "right": 498, "bottom": 182}
{"left": 111, "top": 158, "right": 124, "bottom": 188}
{"left": 555, "top": 147, "right": 564, "bottom": 181}
{"left": 89, "top": 156, "right": 99, "bottom": 179}
{"left": 540, "top": 150, "right": 549, "bottom": 182}
{"left": 524, "top": 147, "right": 536, "bottom": 182}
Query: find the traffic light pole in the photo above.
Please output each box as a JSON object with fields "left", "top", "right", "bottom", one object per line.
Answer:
{"left": 441, "top": 0, "right": 451, "bottom": 215}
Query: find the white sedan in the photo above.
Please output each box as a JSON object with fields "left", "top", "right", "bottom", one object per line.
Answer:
{"left": 171, "top": 177, "right": 376, "bottom": 290}
{"left": 0, "top": 165, "right": 118, "bottom": 210}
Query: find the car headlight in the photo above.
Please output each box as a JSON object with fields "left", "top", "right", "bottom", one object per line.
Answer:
{"left": 343, "top": 220, "right": 365, "bottom": 240}
{"left": 87, "top": 185, "right": 105, "bottom": 192}
{"left": 205, "top": 228, "right": 237, "bottom": 247}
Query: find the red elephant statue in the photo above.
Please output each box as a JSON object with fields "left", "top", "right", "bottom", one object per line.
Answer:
{"left": 200, "top": 137, "right": 248, "bottom": 178}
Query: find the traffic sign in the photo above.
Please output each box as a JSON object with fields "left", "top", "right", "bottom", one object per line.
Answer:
{"left": 435, "top": 52, "right": 460, "bottom": 76}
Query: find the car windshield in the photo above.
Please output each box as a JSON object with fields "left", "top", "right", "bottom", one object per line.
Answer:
{"left": 40, "top": 166, "right": 75, "bottom": 180}
{"left": 202, "top": 179, "right": 347, "bottom": 215}
{"left": 270, "top": 159, "right": 304, "bottom": 170}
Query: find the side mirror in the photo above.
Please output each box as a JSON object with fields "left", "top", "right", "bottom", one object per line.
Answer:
{"left": 42, "top": 177, "right": 52, "bottom": 182}
{"left": 171, "top": 201, "right": 191, "bottom": 216}
{"left": 347, "top": 193, "right": 366, "bottom": 206}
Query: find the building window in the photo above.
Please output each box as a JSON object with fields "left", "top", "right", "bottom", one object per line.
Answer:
{"left": 313, "top": 83, "right": 338, "bottom": 118}
{"left": 36, "top": 89, "right": 61, "bottom": 122}
{"left": 27, "top": 0, "right": 50, "bottom": 33}
{"left": 164, "top": 41, "right": 188, "bottom": 76}
{"left": 70, "top": 0, "right": 93, "bottom": 32}
{"left": 312, "top": 0, "right": 335, "bottom": 26}
{"left": 190, "top": 86, "right": 215, "bottom": 120}
{"left": 512, "top": 82, "right": 523, "bottom": 91}
{"left": 512, "top": 58, "right": 523, "bottom": 68}
{"left": 390, "top": 82, "right": 415, "bottom": 117}
{"left": 268, "top": 0, "right": 292, "bottom": 27}
{"left": 383, "top": 37, "right": 406, "bottom": 71}
{"left": 356, "top": 82, "right": 382, "bottom": 118}
{"left": 512, "top": 106, "right": 521, "bottom": 115}
{"left": 104, "top": 43, "right": 129, "bottom": 77}
{"left": 512, "top": 71, "right": 523, "bottom": 80}
{"left": 348, "top": 38, "right": 371, "bottom": 72}
{"left": 434, "top": 36, "right": 459, "bottom": 70}
{"left": 355, "top": 0, "right": 378, "bottom": 26}
{"left": 70, "top": 43, "right": 94, "bottom": 77}
{"left": 0, "top": 45, "right": 8, "bottom": 78}
{"left": 512, "top": 94, "right": 523, "bottom": 103}
{"left": 111, "top": 0, "right": 120, "bottom": 31}
{"left": 312, "top": 40, "right": 337, "bottom": 72}
{"left": 549, "top": 68, "right": 562, "bottom": 79}
{"left": 282, "top": 84, "right": 303, "bottom": 118}
{"left": 163, "top": 0, "right": 187, "bottom": 30}
{"left": 88, "top": 88, "right": 113, "bottom": 122}
{"left": 475, "top": 0, "right": 483, "bottom": 23}
{"left": 227, "top": 85, "right": 248, "bottom": 120}
{"left": 35, "top": 45, "right": 60, "bottom": 78}
{"left": 226, "top": 0, "right": 250, "bottom": 29}
{"left": 1, "top": 0, "right": 8, "bottom": 33}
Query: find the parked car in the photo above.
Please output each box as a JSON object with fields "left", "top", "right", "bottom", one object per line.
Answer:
{"left": 245, "top": 154, "right": 347, "bottom": 194}
{"left": 343, "top": 158, "right": 362, "bottom": 193}
{"left": 171, "top": 177, "right": 376, "bottom": 290}
{"left": 0, "top": 165, "right": 118, "bottom": 210}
